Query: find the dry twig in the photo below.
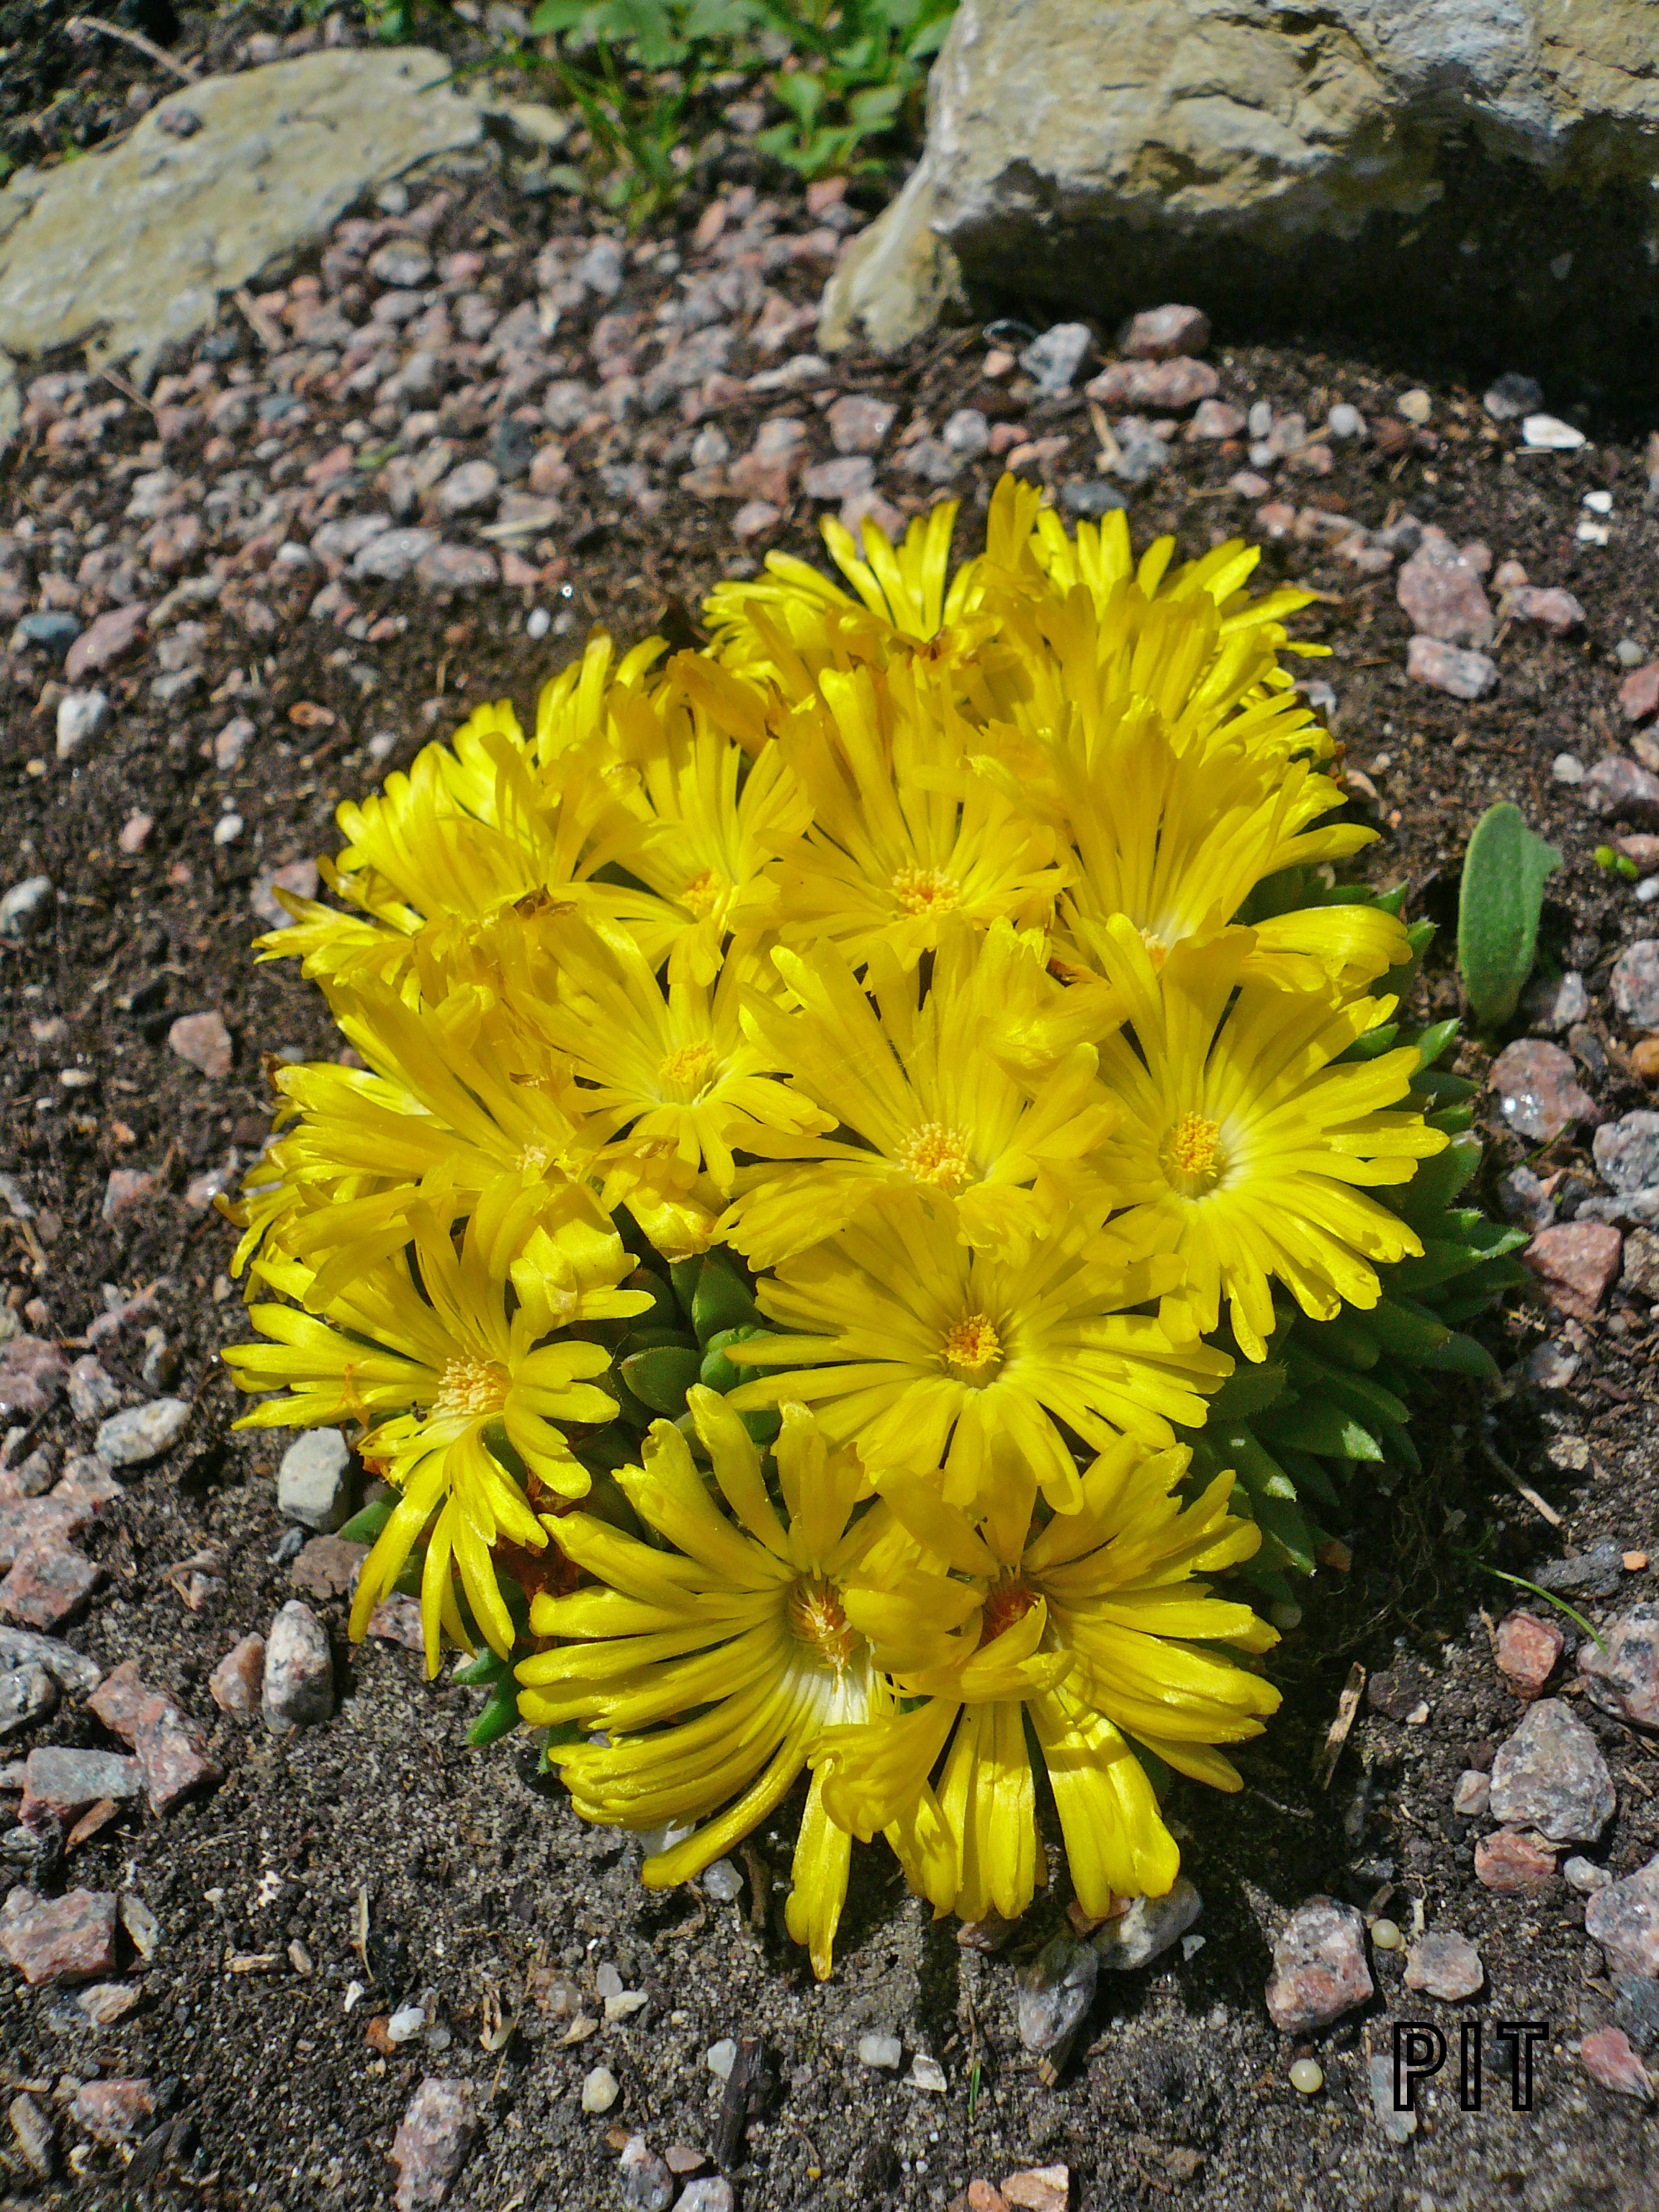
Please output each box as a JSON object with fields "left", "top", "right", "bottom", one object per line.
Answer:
{"left": 68, "top": 13, "right": 197, "bottom": 83}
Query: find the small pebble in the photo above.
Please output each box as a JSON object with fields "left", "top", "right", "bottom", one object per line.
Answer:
{"left": 1265, "top": 1897, "right": 1374, "bottom": 2031}
{"left": 94, "top": 1398, "right": 189, "bottom": 1467}
{"left": 390, "top": 2077, "right": 476, "bottom": 2212}
{"left": 1522, "top": 413, "right": 1587, "bottom": 450}
{"left": 704, "top": 2038, "right": 737, "bottom": 2081}
{"left": 857, "top": 2033, "right": 903, "bottom": 2070}
{"left": 1564, "top": 1856, "right": 1612, "bottom": 1893}
{"left": 0, "top": 1662, "right": 57, "bottom": 1739}
{"left": 1403, "top": 1932, "right": 1485, "bottom": 2002}
{"left": 581, "top": 2066, "right": 620, "bottom": 2114}
{"left": 277, "top": 1429, "right": 351, "bottom": 1532}
{"left": 55, "top": 690, "right": 110, "bottom": 760}
{"left": 1369, "top": 1917, "right": 1402, "bottom": 1951}
{"left": 1288, "top": 2058, "right": 1323, "bottom": 2095}
{"left": 701, "top": 1858, "right": 743, "bottom": 1904}
{"left": 261, "top": 1601, "right": 334, "bottom": 1734}
{"left": 526, "top": 607, "right": 551, "bottom": 639}
{"left": 1552, "top": 752, "right": 1585, "bottom": 783}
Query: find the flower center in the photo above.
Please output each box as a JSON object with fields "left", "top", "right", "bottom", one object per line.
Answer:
{"left": 657, "top": 1040, "right": 719, "bottom": 1101}
{"left": 786, "top": 1575, "right": 858, "bottom": 1671}
{"left": 979, "top": 1578, "right": 1037, "bottom": 1647}
{"left": 435, "top": 1354, "right": 509, "bottom": 1421}
{"left": 680, "top": 868, "right": 729, "bottom": 921}
{"left": 1161, "top": 1110, "right": 1224, "bottom": 1195}
{"left": 897, "top": 1120, "right": 974, "bottom": 1192}
{"left": 941, "top": 1311, "right": 1003, "bottom": 1382}
{"left": 891, "top": 864, "right": 961, "bottom": 917}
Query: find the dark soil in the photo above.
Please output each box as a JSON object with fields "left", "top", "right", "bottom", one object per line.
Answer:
{"left": 1, "top": 17, "right": 1658, "bottom": 2212}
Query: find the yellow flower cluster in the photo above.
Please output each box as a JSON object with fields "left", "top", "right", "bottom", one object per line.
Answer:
{"left": 223, "top": 476, "right": 1449, "bottom": 1977}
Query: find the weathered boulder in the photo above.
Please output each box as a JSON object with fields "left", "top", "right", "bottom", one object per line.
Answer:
{"left": 821, "top": 0, "right": 1659, "bottom": 400}
{"left": 0, "top": 49, "right": 482, "bottom": 398}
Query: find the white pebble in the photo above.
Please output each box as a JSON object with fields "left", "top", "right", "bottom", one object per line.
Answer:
{"left": 1563, "top": 1855, "right": 1612, "bottom": 1893}
{"left": 1326, "top": 403, "right": 1365, "bottom": 439}
{"left": 55, "top": 689, "right": 111, "bottom": 759}
{"left": 1583, "top": 490, "right": 1614, "bottom": 515}
{"left": 1290, "top": 2058, "right": 1324, "bottom": 2095}
{"left": 858, "top": 2033, "right": 903, "bottom": 2070}
{"left": 387, "top": 2003, "right": 426, "bottom": 2042}
{"left": 1635, "top": 878, "right": 1659, "bottom": 904}
{"left": 526, "top": 606, "right": 552, "bottom": 640}
{"left": 1552, "top": 752, "right": 1585, "bottom": 784}
{"left": 705, "top": 2038, "right": 737, "bottom": 2081}
{"left": 1396, "top": 388, "right": 1431, "bottom": 425}
{"left": 702, "top": 1858, "right": 744, "bottom": 1903}
{"left": 367, "top": 731, "right": 398, "bottom": 761}
{"left": 580, "top": 2065, "right": 619, "bottom": 2114}
{"left": 1522, "top": 413, "right": 1586, "bottom": 451}
{"left": 213, "top": 814, "right": 244, "bottom": 847}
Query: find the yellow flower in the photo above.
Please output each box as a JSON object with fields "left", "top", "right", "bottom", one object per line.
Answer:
{"left": 816, "top": 1436, "right": 1280, "bottom": 1923}
{"left": 223, "top": 1180, "right": 640, "bottom": 1674}
{"left": 705, "top": 497, "right": 982, "bottom": 679}
{"left": 533, "top": 921, "right": 833, "bottom": 1192}
{"left": 264, "top": 642, "right": 684, "bottom": 993}
{"left": 518, "top": 1392, "right": 891, "bottom": 1978}
{"left": 238, "top": 977, "right": 609, "bottom": 1298}
{"left": 1088, "top": 918, "right": 1449, "bottom": 1359}
{"left": 719, "top": 923, "right": 1118, "bottom": 1267}
{"left": 728, "top": 1192, "right": 1228, "bottom": 1514}
{"left": 606, "top": 679, "right": 811, "bottom": 985}
{"left": 766, "top": 660, "right": 1064, "bottom": 968}
{"left": 963, "top": 556, "right": 1398, "bottom": 989}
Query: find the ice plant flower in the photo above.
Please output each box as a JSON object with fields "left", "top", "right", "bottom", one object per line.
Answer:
{"left": 532, "top": 922, "right": 834, "bottom": 1192}
{"left": 719, "top": 925, "right": 1118, "bottom": 1267}
{"left": 817, "top": 1436, "right": 1280, "bottom": 1921}
{"left": 518, "top": 1392, "right": 891, "bottom": 1977}
{"left": 728, "top": 1194, "right": 1228, "bottom": 1512}
{"left": 224, "top": 1181, "right": 643, "bottom": 1673}
{"left": 1086, "top": 917, "right": 1449, "bottom": 1359}
{"left": 223, "top": 472, "right": 1489, "bottom": 1970}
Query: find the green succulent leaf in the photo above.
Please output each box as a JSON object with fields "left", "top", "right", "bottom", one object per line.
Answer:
{"left": 1457, "top": 801, "right": 1561, "bottom": 1030}
{"left": 466, "top": 1677, "right": 523, "bottom": 1748}
{"left": 338, "top": 1499, "right": 394, "bottom": 1545}
{"left": 691, "top": 1249, "right": 761, "bottom": 1341}
{"left": 621, "top": 1342, "right": 703, "bottom": 1416}
{"left": 700, "top": 1322, "right": 768, "bottom": 1392}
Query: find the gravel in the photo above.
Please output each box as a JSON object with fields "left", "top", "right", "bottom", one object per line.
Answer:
{"left": 261, "top": 1600, "right": 335, "bottom": 1734}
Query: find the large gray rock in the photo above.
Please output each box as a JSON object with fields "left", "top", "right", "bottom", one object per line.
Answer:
{"left": 0, "top": 49, "right": 482, "bottom": 391}
{"left": 821, "top": 0, "right": 1659, "bottom": 397}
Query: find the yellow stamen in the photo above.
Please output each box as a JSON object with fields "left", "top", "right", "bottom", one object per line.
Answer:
{"left": 979, "top": 1578, "right": 1037, "bottom": 1647}
{"left": 786, "top": 1575, "right": 858, "bottom": 1671}
{"left": 657, "top": 1040, "right": 718, "bottom": 1101}
{"left": 891, "top": 865, "right": 961, "bottom": 916}
{"left": 1138, "top": 928, "right": 1168, "bottom": 974}
{"left": 1162, "top": 1110, "right": 1224, "bottom": 1195}
{"left": 680, "top": 868, "right": 729, "bottom": 921}
{"left": 897, "top": 1121, "right": 974, "bottom": 1192}
{"left": 941, "top": 1312, "right": 1002, "bottom": 1382}
{"left": 434, "top": 1354, "right": 509, "bottom": 1420}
